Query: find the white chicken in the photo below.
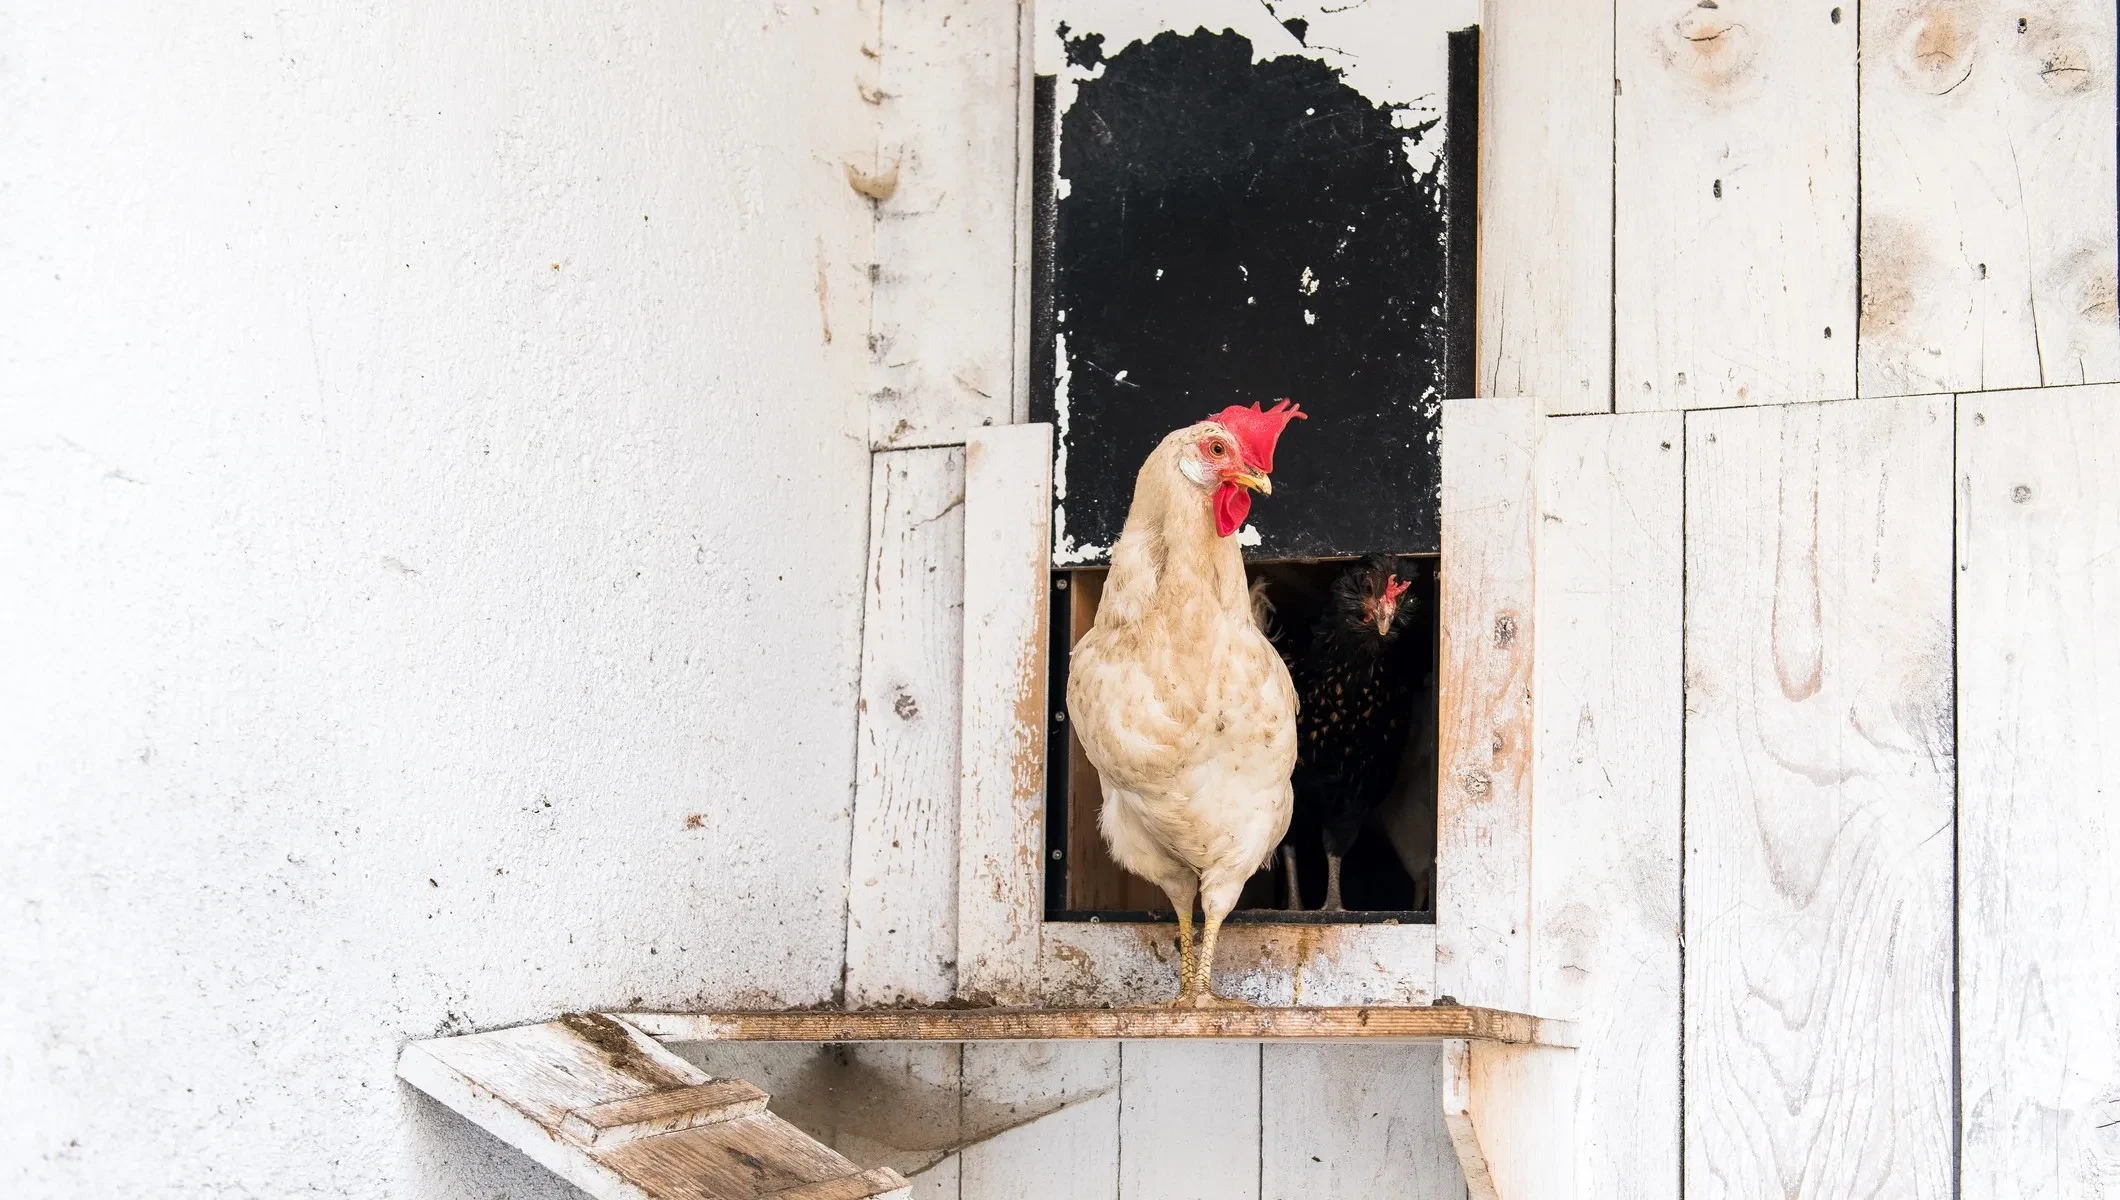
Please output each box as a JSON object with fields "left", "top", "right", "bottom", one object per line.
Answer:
{"left": 1066, "top": 401, "right": 1305, "bottom": 1006}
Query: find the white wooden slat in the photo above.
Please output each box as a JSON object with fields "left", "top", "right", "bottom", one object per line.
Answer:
{"left": 1436, "top": 396, "right": 1539, "bottom": 1012}
{"left": 1260, "top": 1045, "right": 1464, "bottom": 1200}
{"left": 959, "top": 1043, "right": 1120, "bottom": 1200}
{"left": 869, "top": 0, "right": 1024, "bottom": 448}
{"left": 1039, "top": 920, "right": 1434, "bottom": 1009}
{"left": 1614, "top": 0, "right": 1858, "bottom": 410}
{"left": 1683, "top": 396, "right": 1955, "bottom": 1198}
{"left": 1441, "top": 1040, "right": 1578, "bottom": 1200}
{"left": 1476, "top": 0, "right": 1614, "bottom": 413}
{"left": 1116, "top": 1042, "right": 1261, "bottom": 1200}
{"left": 1859, "top": 2, "right": 2120, "bottom": 396}
{"left": 1530, "top": 411, "right": 1682, "bottom": 1200}
{"left": 956, "top": 423, "right": 1052, "bottom": 1006}
{"left": 1958, "top": 383, "right": 2120, "bottom": 1199}
{"left": 845, "top": 447, "right": 966, "bottom": 1006}
{"left": 961, "top": 1089, "right": 1120, "bottom": 1200}
{"left": 908, "top": 1155, "right": 959, "bottom": 1200}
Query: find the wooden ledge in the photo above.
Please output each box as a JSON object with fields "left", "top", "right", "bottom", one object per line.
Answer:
{"left": 619, "top": 1004, "right": 1577, "bottom": 1048}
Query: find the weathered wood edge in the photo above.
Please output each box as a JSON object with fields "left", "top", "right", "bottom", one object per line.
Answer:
{"left": 956, "top": 422, "right": 1053, "bottom": 1006}
{"left": 618, "top": 1005, "right": 1577, "bottom": 1048}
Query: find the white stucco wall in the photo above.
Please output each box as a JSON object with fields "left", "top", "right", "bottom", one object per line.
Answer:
{"left": 0, "top": 2, "right": 877, "bottom": 1195}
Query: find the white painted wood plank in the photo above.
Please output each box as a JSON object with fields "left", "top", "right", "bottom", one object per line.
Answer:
{"left": 1116, "top": 1042, "right": 1261, "bottom": 1200}
{"left": 908, "top": 1154, "right": 959, "bottom": 1200}
{"left": 825, "top": 1045, "right": 968, "bottom": 1182}
{"left": 1859, "top": 2, "right": 2120, "bottom": 395}
{"left": 846, "top": 447, "right": 966, "bottom": 1006}
{"left": 957, "top": 423, "right": 1052, "bottom": 1006}
{"left": 1260, "top": 1044, "right": 1464, "bottom": 1200}
{"left": 1615, "top": 0, "right": 1858, "bottom": 410}
{"left": 1436, "top": 396, "right": 1539, "bottom": 1011}
{"left": 1476, "top": 0, "right": 1614, "bottom": 414}
{"left": 960, "top": 1043, "right": 1120, "bottom": 1200}
{"left": 1958, "top": 382, "right": 2120, "bottom": 1199}
{"left": 869, "top": 0, "right": 1024, "bottom": 448}
{"left": 1441, "top": 1040, "right": 1578, "bottom": 1200}
{"left": 962, "top": 1089, "right": 1120, "bottom": 1200}
{"left": 1039, "top": 919, "right": 1434, "bottom": 1009}
{"left": 1683, "top": 396, "right": 1955, "bottom": 1198}
{"left": 1531, "top": 410, "right": 1682, "bottom": 1200}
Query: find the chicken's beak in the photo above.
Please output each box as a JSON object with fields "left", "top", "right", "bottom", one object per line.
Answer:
{"left": 1231, "top": 470, "right": 1272, "bottom": 496}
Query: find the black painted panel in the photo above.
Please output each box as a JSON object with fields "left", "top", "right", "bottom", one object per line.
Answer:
{"left": 1033, "top": 24, "right": 1477, "bottom": 563}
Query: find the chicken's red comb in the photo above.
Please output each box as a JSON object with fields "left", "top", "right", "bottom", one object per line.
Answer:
{"left": 1206, "top": 399, "right": 1306, "bottom": 473}
{"left": 1382, "top": 574, "right": 1412, "bottom": 606}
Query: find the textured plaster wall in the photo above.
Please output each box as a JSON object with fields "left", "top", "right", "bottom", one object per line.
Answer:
{"left": 0, "top": 1, "right": 876, "bottom": 1195}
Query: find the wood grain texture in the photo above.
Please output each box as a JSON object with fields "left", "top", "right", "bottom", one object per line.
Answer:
{"left": 397, "top": 1017, "right": 910, "bottom": 1200}
{"left": 1441, "top": 1040, "right": 1579, "bottom": 1200}
{"left": 1531, "top": 411, "right": 1682, "bottom": 1200}
{"left": 1038, "top": 920, "right": 1436, "bottom": 1009}
{"left": 869, "top": 0, "right": 1024, "bottom": 448}
{"left": 1615, "top": 0, "right": 1858, "bottom": 410}
{"left": 1436, "top": 396, "right": 1539, "bottom": 1011}
{"left": 957, "top": 423, "right": 1052, "bottom": 1005}
{"left": 560, "top": 1080, "right": 771, "bottom": 1148}
{"left": 1260, "top": 1044, "right": 1465, "bottom": 1200}
{"left": 1860, "top": 1, "right": 2120, "bottom": 395}
{"left": 1476, "top": 0, "right": 1615, "bottom": 414}
{"left": 625, "top": 1005, "right": 1573, "bottom": 1048}
{"left": 1684, "top": 396, "right": 1955, "bottom": 1198}
{"left": 846, "top": 447, "right": 967, "bottom": 1006}
{"left": 1958, "top": 383, "right": 2120, "bottom": 1199}
{"left": 1116, "top": 1041, "right": 1261, "bottom": 1200}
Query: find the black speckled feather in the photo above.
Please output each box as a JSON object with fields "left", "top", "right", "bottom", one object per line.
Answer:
{"left": 1284, "top": 556, "right": 1434, "bottom": 863}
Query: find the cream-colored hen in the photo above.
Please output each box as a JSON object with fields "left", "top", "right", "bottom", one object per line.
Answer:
{"left": 1066, "top": 403, "right": 1303, "bottom": 1006}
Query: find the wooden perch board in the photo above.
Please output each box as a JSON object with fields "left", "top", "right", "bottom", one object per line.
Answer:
{"left": 617, "top": 1005, "right": 1575, "bottom": 1048}
{"left": 397, "top": 1014, "right": 910, "bottom": 1200}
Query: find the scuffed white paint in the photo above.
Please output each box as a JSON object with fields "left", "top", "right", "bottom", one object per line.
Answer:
{"left": 1050, "top": 330, "right": 1110, "bottom": 566}
{"left": 0, "top": 2, "right": 876, "bottom": 1197}
{"left": 1036, "top": 0, "right": 1475, "bottom": 176}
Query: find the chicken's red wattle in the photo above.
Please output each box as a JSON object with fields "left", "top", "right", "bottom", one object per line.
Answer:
{"left": 1214, "top": 482, "right": 1251, "bottom": 538}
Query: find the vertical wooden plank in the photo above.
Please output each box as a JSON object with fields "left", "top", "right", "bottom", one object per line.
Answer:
{"left": 909, "top": 1154, "right": 961, "bottom": 1200}
{"left": 1860, "top": 2, "right": 2120, "bottom": 396}
{"left": 1530, "top": 410, "right": 1682, "bottom": 1200}
{"left": 1116, "top": 1042, "right": 1261, "bottom": 1200}
{"left": 1441, "top": 1040, "right": 1579, "bottom": 1200}
{"left": 957, "top": 423, "right": 1052, "bottom": 1005}
{"left": 845, "top": 447, "right": 966, "bottom": 1006}
{"left": 1260, "top": 1045, "right": 1464, "bottom": 1200}
{"left": 870, "top": 0, "right": 1024, "bottom": 448}
{"left": 960, "top": 1043, "right": 1120, "bottom": 1200}
{"left": 1684, "top": 396, "right": 1955, "bottom": 1198}
{"left": 1958, "top": 382, "right": 2120, "bottom": 1199}
{"left": 1476, "top": 0, "right": 1616, "bottom": 413}
{"left": 1615, "top": 1, "right": 1858, "bottom": 410}
{"left": 1437, "top": 396, "right": 1539, "bottom": 1011}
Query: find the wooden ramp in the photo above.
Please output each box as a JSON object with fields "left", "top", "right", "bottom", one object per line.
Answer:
{"left": 398, "top": 1012, "right": 909, "bottom": 1200}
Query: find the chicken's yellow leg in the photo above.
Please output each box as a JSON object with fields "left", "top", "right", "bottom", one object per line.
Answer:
{"left": 1183, "top": 877, "right": 1255, "bottom": 1009}
{"left": 1172, "top": 906, "right": 1198, "bottom": 1005}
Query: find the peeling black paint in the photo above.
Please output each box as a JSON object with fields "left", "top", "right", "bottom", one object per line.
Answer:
{"left": 1034, "top": 25, "right": 1476, "bottom": 563}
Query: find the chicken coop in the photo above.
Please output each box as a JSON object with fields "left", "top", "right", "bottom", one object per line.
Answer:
{"left": 397, "top": 1, "right": 2120, "bottom": 1198}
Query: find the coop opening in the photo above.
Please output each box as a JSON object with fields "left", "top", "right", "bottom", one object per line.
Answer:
{"left": 1044, "top": 557, "right": 1439, "bottom": 924}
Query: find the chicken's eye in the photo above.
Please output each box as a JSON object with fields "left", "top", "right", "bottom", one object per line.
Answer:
{"left": 1207, "top": 439, "right": 1228, "bottom": 458}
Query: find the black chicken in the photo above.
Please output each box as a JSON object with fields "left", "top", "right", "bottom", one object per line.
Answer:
{"left": 1278, "top": 554, "right": 1433, "bottom": 911}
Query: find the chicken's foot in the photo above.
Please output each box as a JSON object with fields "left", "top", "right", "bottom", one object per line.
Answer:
{"left": 1173, "top": 912, "right": 1254, "bottom": 1009}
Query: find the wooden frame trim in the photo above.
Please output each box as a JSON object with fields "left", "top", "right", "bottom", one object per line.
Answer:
{"left": 619, "top": 1005, "right": 1576, "bottom": 1047}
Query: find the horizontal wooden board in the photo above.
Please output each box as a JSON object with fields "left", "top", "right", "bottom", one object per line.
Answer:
{"left": 622, "top": 1005, "right": 1574, "bottom": 1047}
{"left": 1038, "top": 917, "right": 1435, "bottom": 1008}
